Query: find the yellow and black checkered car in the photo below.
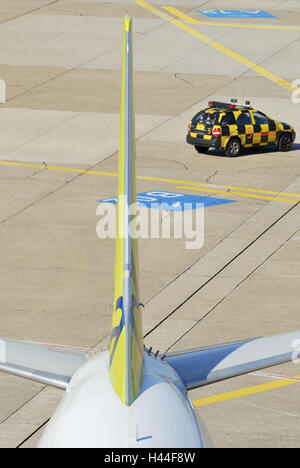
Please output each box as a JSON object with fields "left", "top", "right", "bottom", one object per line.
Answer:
{"left": 187, "top": 101, "right": 296, "bottom": 157}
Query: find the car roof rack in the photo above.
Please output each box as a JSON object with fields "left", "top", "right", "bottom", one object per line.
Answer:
{"left": 208, "top": 100, "right": 253, "bottom": 110}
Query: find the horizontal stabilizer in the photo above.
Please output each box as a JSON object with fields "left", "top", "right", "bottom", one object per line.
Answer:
{"left": 0, "top": 338, "right": 93, "bottom": 389}
{"left": 163, "top": 332, "right": 300, "bottom": 390}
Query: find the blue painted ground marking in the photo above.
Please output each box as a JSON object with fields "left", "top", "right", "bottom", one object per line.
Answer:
{"left": 98, "top": 191, "right": 236, "bottom": 211}
{"left": 197, "top": 10, "right": 277, "bottom": 19}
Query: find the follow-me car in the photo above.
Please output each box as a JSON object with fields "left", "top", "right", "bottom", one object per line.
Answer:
{"left": 187, "top": 100, "right": 296, "bottom": 157}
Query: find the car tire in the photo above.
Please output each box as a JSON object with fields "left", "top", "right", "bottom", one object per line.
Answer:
{"left": 225, "top": 138, "right": 241, "bottom": 157}
{"left": 195, "top": 146, "right": 209, "bottom": 154}
{"left": 277, "top": 133, "right": 292, "bottom": 152}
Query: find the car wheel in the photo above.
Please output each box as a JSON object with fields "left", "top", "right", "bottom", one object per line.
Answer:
{"left": 195, "top": 146, "right": 209, "bottom": 154}
{"left": 278, "top": 133, "right": 292, "bottom": 152}
{"left": 225, "top": 138, "right": 241, "bottom": 157}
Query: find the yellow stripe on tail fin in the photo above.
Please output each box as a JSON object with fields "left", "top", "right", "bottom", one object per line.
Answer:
{"left": 109, "top": 15, "right": 144, "bottom": 406}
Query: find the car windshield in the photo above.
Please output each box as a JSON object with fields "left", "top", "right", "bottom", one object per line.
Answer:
{"left": 193, "top": 111, "right": 218, "bottom": 126}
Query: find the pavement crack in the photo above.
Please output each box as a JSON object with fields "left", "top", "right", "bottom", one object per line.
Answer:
{"left": 24, "top": 162, "right": 48, "bottom": 179}
{"left": 152, "top": 157, "right": 189, "bottom": 170}
{"left": 174, "top": 73, "right": 194, "bottom": 88}
{"left": 206, "top": 170, "right": 218, "bottom": 184}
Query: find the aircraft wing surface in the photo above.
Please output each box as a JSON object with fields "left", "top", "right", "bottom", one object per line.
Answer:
{"left": 163, "top": 332, "right": 300, "bottom": 390}
{"left": 0, "top": 338, "right": 93, "bottom": 389}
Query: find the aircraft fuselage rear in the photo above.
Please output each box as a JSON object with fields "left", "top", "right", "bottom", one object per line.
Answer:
{"left": 38, "top": 352, "right": 211, "bottom": 448}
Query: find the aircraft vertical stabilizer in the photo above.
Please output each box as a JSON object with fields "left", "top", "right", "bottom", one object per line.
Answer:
{"left": 109, "top": 15, "right": 144, "bottom": 406}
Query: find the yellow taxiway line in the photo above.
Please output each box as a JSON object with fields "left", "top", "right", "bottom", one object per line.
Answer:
{"left": 134, "top": 0, "right": 298, "bottom": 94}
{"left": 0, "top": 160, "right": 118, "bottom": 177}
{"left": 164, "top": 6, "right": 300, "bottom": 31}
{"left": 177, "top": 185, "right": 300, "bottom": 204}
{"left": 1, "top": 160, "right": 300, "bottom": 204}
{"left": 193, "top": 373, "right": 300, "bottom": 407}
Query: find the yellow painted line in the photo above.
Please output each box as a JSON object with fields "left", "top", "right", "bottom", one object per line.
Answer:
{"left": 217, "top": 185, "right": 300, "bottom": 199}
{"left": 176, "top": 185, "right": 300, "bottom": 204}
{"left": 142, "top": 175, "right": 300, "bottom": 200}
{"left": 163, "top": 6, "right": 300, "bottom": 31}
{"left": 135, "top": 0, "right": 297, "bottom": 94}
{"left": 1, "top": 160, "right": 300, "bottom": 202}
{"left": 164, "top": 7, "right": 199, "bottom": 24}
{"left": 193, "top": 374, "right": 300, "bottom": 407}
{"left": 0, "top": 160, "right": 118, "bottom": 177}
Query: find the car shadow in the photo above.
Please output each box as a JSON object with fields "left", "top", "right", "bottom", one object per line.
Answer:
{"left": 207, "top": 142, "right": 300, "bottom": 158}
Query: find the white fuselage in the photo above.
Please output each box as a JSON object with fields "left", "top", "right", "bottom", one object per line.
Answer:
{"left": 38, "top": 352, "right": 212, "bottom": 448}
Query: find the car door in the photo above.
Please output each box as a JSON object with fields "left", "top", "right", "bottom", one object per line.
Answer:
{"left": 265, "top": 116, "right": 277, "bottom": 143}
{"left": 236, "top": 111, "right": 254, "bottom": 147}
{"left": 252, "top": 111, "right": 272, "bottom": 146}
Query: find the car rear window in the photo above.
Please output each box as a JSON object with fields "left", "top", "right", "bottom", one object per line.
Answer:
{"left": 192, "top": 111, "right": 218, "bottom": 126}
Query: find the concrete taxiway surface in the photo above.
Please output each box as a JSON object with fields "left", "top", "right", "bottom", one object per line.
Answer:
{"left": 0, "top": 0, "right": 299, "bottom": 448}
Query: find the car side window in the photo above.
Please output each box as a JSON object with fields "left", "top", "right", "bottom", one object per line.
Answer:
{"left": 252, "top": 112, "right": 269, "bottom": 125}
{"left": 220, "top": 112, "right": 235, "bottom": 125}
{"left": 237, "top": 112, "right": 252, "bottom": 126}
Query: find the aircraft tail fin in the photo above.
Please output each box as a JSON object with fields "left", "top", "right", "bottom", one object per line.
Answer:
{"left": 109, "top": 15, "right": 144, "bottom": 406}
